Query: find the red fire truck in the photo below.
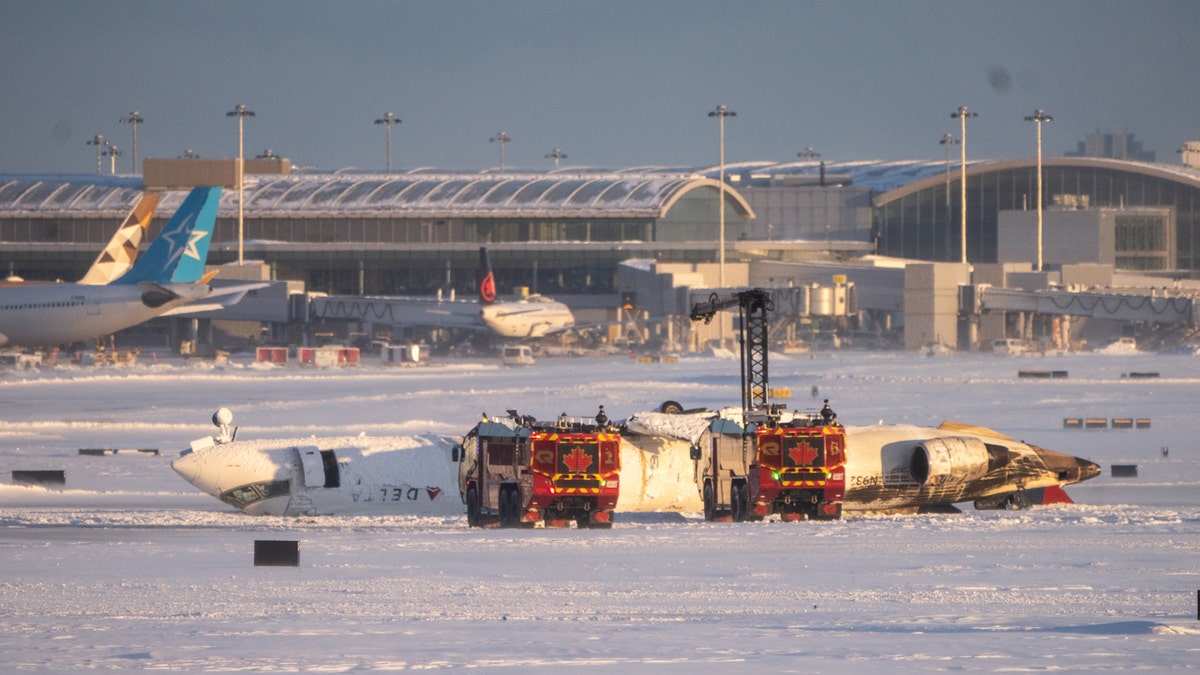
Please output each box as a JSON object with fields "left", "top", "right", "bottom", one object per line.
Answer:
{"left": 455, "top": 409, "right": 621, "bottom": 528}
{"left": 689, "top": 289, "right": 846, "bottom": 521}
{"left": 694, "top": 411, "right": 846, "bottom": 521}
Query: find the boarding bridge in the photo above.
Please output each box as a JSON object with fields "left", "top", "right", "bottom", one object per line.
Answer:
{"left": 307, "top": 294, "right": 484, "bottom": 329}
{"left": 975, "top": 286, "right": 1200, "bottom": 327}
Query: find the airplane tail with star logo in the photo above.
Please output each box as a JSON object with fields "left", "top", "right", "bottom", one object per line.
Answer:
{"left": 113, "top": 186, "right": 222, "bottom": 285}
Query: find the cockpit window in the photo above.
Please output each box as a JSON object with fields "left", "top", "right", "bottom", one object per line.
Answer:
{"left": 220, "top": 479, "right": 291, "bottom": 508}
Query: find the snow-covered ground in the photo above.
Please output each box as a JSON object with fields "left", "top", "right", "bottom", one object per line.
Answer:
{"left": 1, "top": 350, "right": 1198, "bottom": 671}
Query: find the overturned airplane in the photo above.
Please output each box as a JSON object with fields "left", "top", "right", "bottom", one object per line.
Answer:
{"left": 172, "top": 406, "right": 1099, "bottom": 519}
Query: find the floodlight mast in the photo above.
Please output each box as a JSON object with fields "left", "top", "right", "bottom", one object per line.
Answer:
{"left": 102, "top": 143, "right": 124, "bottom": 174}
{"left": 1024, "top": 109, "right": 1053, "bottom": 272}
{"left": 939, "top": 133, "right": 959, "bottom": 260}
{"left": 375, "top": 112, "right": 401, "bottom": 174}
{"left": 545, "top": 147, "right": 567, "bottom": 170}
{"left": 951, "top": 106, "right": 978, "bottom": 264}
{"left": 490, "top": 132, "right": 510, "bottom": 172}
{"left": 226, "top": 103, "right": 256, "bottom": 265}
{"left": 708, "top": 105, "right": 736, "bottom": 289}
{"left": 86, "top": 134, "right": 106, "bottom": 174}
{"left": 118, "top": 111, "right": 143, "bottom": 173}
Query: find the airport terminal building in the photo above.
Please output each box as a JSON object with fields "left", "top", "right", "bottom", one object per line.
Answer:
{"left": 4, "top": 155, "right": 1200, "bottom": 299}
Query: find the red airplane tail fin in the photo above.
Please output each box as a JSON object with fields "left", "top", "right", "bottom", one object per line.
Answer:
{"left": 1035, "top": 485, "right": 1074, "bottom": 505}
{"left": 478, "top": 247, "right": 496, "bottom": 305}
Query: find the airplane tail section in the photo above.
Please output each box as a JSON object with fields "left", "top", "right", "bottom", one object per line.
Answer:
{"left": 114, "top": 186, "right": 221, "bottom": 286}
{"left": 79, "top": 192, "right": 161, "bottom": 285}
{"left": 479, "top": 246, "right": 497, "bottom": 305}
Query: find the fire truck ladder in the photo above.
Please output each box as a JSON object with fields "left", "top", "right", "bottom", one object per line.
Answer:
{"left": 689, "top": 288, "right": 775, "bottom": 413}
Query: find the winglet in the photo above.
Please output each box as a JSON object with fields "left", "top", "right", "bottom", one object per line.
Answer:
{"left": 199, "top": 269, "right": 220, "bottom": 284}
{"left": 114, "top": 186, "right": 221, "bottom": 285}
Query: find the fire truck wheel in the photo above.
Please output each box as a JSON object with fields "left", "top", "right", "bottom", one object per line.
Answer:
{"left": 703, "top": 483, "right": 715, "bottom": 521}
{"left": 731, "top": 483, "right": 748, "bottom": 523}
{"left": 498, "top": 486, "right": 512, "bottom": 527}
{"left": 507, "top": 488, "right": 522, "bottom": 526}
{"left": 466, "top": 486, "right": 480, "bottom": 528}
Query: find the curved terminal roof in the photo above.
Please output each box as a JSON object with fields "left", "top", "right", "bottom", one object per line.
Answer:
{"left": 0, "top": 175, "right": 144, "bottom": 215}
{"left": 6, "top": 157, "right": 1200, "bottom": 217}
{"left": 0, "top": 172, "right": 755, "bottom": 220}
{"left": 869, "top": 157, "right": 1200, "bottom": 206}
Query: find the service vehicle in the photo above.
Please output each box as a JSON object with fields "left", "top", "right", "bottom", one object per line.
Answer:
{"left": 456, "top": 408, "right": 620, "bottom": 528}
{"left": 689, "top": 288, "right": 846, "bottom": 521}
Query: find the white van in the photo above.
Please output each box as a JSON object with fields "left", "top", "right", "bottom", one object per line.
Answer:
{"left": 501, "top": 344, "right": 535, "bottom": 366}
{"left": 992, "top": 338, "right": 1025, "bottom": 355}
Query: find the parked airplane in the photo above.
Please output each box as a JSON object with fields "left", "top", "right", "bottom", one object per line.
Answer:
{"left": 172, "top": 406, "right": 1099, "bottom": 517}
{"left": 1, "top": 191, "right": 160, "bottom": 286}
{"left": 477, "top": 247, "right": 575, "bottom": 338}
{"left": 0, "top": 187, "right": 222, "bottom": 348}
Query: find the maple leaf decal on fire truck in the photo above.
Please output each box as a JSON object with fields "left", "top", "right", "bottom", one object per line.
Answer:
{"left": 788, "top": 441, "right": 821, "bottom": 466}
{"left": 561, "top": 447, "right": 594, "bottom": 472}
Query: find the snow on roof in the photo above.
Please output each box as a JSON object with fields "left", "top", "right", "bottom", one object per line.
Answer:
{"left": 8, "top": 158, "right": 1200, "bottom": 216}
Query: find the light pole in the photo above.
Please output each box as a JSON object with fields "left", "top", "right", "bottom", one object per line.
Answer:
{"left": 951, "top": 106, "right": 978, "bottom": 264}
{"left": 797, "top": 147, "right": 820, "bottom": 160}
{"left": 708, "top": 105, "right": 736, "bottom": 288}
{"left": 374, "top": 112, "right": 401, "bottom": 173}
{"left": 103, "top": 143, "right": 124, "bottom": 174}
{"left": 545, "top": 147, "right": 567, "bottom": 170}
{"left": 226, "top": 103, "right": 255, "bottom": 265}
{"left": 939, "top": 133, "right": 959, "bottom": 260}
{"left": 490, "top": 132, "right": 510, "bottom": 172}
{"left": 118, "top": 111, "right": 143, "bottom": 173}
{"left": 1024, "top": 109, "right": 1053, "bottom": 272}
{"left": 86, "top": 134, "right": 106, "bottom": 174}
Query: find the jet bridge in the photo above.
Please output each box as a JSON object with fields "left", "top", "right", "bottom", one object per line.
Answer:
{"left": 976, "top": 286, "right": 1200, "bottom": 327}
{"left": 308, "top": 294, "right": 484, "bottom": 329}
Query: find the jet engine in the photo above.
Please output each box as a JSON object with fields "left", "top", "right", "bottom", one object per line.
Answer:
{"left": 909, "top": 436, "right": 994, "bottom": 487}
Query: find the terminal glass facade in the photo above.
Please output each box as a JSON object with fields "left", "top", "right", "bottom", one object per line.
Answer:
{"left": 875, "top": 165, "right": 1200, "bottom": 270}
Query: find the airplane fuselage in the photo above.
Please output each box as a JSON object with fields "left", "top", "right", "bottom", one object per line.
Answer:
{"left": 836, "top": 424, "right": 1099, "bottom": 512}
{"left": 173, "top": 416, "right": 1099, "bottom": 517}
{"left": 480, "top": 295, "right": 575, "bottom": 338}
{"left": 0, "top": 282, "right": 209, "bottom": 348}
{"left": 173, "top": 435, "right": 459, "bottom": 516}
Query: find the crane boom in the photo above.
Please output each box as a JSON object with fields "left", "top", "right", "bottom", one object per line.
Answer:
{"left": 689, "top": 289, "right": 775, "bottom": 413}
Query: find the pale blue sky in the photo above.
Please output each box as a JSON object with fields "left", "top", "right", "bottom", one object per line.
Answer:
{"left": 2, "top": 0, "right": 1197, "bottom": 174}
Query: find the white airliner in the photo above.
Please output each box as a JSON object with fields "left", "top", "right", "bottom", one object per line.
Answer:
{"left": 0, "top": 186, "right": 224, "bottom": 349}
{"left": 172, "top": 407, "right": 1099, "bottom": 517}
{"left": 476, "top": 247, "right": 575, "bottom": 338}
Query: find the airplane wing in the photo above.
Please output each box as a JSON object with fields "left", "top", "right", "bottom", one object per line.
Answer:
{"left": 158, "top": 282, "right": 271, "bottom": 316}
{"left": 935, "top": 420, "right": 1016, "bottom": 441}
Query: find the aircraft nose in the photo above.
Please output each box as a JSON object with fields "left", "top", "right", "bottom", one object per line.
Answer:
{"left": 172, "top": 450, "right": 220, "bottom": 497}
{"left": 1031, "top": 445, "right": 1103, "bottom": 484}
{"left": 1077, "top": 458, "right": 1102, "bottom": 482}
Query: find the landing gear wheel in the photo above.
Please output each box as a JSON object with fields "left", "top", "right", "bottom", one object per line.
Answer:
{"left": 659, "top": 400, "right": 684, "bottom": 415}
{"left": 703, "top": 483, "right": 715, "bottom": 521}
{"left": 466, "top": 486, "right": 480, "bottom": 528}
